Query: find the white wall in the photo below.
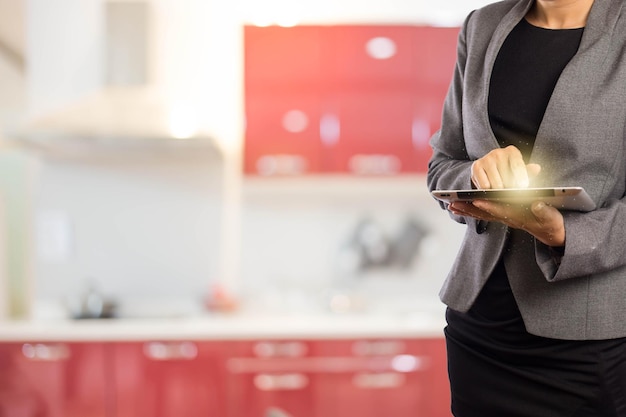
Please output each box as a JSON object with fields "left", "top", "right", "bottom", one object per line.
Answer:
{"left": 26, "top": 0, "right": 104, "bottom": 119}
{"left": 33, "top": 155, "right": 223, "bottom": 305}
{"left": 0, "top": 0, "right": 26, "bottom": 131}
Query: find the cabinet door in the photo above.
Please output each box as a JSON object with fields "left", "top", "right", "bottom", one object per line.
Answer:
{"left": 313, "top": 339, "right": 430, "bottom": 417}
{"left": 113, "top": 341, "right": 227, "bottom": 417}
{"left": 417, "top": 338, "right": 451, "bottom": 417}
{"left": 245, "top": 93, "right": 324, "bottom": 175}
{"left": 411, "top": 26, "right": 460, "bottom": 90}
{"left": 225, "top": 340, "right": 317, "bottom": 417}
{"left": 242, "top": 25, "right": 459, "bottom": 176}
{"left": 244, "top": 25, "right": 326, "bottom": 93}
{"left": 409, "top": 92, "right": 445, "bottom": 172}
{"left": 329, "top": 26, "right": 415, "bottom": 88}
{"left": 322, "top": 90, "right": 421, "bottom": 174}
{"left": 0, "top": 342, "right": 109, "bottom": 417}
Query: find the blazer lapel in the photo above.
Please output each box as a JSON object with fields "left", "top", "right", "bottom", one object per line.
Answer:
{"left": 531, "top": 0, "right": 625, "bottom": 174}
{"left": 480, "top": 0, "right": 535, "bottom": 149}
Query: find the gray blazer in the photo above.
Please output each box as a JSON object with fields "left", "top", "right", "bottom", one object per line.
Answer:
{"left": 428, "top": 0, "right": 626, "bottom": 340}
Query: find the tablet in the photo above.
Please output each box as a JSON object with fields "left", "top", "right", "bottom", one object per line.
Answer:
{"left": 431, "top": 186, "right": 596, "bottom": 212}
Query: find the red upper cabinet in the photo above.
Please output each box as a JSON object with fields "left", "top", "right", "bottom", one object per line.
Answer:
{"left": 244, "top": 93, "right": 325, "bottom": 175}
{"left": 244, "top": 25, "right": 326, "bottom": 94}
{"left": 321, "top": 90, "right": 444, "bottom": 174}
{"left": 0, "top": 342, "right": 109, "bottom": 417}
{"left": 321, "top": 90, "right": 417, "bottom": 174}
{"left": 327, "top": 26, "right": 416, "bottom": 88}
{"left": 411, "top": 26, "right": 460, "bottom": 90}
{"left": 243, "top": 24, "right": 460, "bottom": 176}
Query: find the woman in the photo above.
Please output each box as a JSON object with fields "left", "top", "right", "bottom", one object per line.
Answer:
{"left": 427, "top": 0, "right": 626, "bottom": 415}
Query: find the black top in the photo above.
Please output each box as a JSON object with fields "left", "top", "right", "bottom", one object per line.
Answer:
{"left": 489, "top": 18, "right": 584, "bottom": 161}
{"left": 451, "top": 19, "right": 584, "bottom": 326}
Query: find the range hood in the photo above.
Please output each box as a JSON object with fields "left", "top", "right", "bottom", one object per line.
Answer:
{"left": 11, "top": 87, "right": 220, "bottom": 157}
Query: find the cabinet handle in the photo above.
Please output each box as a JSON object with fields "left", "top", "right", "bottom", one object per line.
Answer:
{"left": 352, "top": 340, "right": 406, "bottom": 356}
{"left": 228, "top": 354, "right": 427, "bottom": 373}
{"left": 253, "top": 341, "right": 308, "bottom": 358}
{"left": 21, "top": 343, "right": 71, "bottom": 361}
{"left": 254, "top": 373, "right": 309, "bottom": 391}
{"left": 349, "top": 154, "right": 401, "bottom": 175}
{"left": 256, "top": 155, "right": 307, "bottom": 176}
{"left": 265, "top": 407, "right": 293, "bottom": 417}
{"left": 352, "top": 372, "right": 406, "bottom": 389}
{"left": 143, "top": 342, "right": 197, "bottom": 361}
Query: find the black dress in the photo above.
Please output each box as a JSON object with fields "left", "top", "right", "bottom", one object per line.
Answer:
{"left": 445, "top": 19, "right": 626, "bottom": 417}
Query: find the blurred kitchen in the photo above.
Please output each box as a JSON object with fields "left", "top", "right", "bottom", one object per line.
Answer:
{"left": 0, "top": 0, "right": 492, "bottom": 416}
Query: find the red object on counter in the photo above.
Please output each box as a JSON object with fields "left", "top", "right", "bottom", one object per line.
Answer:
{"left": 204, "top": 283, "right": 239, "bottom": 313}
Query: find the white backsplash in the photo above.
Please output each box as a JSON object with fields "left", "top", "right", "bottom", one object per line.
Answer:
{"left": 32, "top": 154, "right": 224, "bottom": 318}
{"left": 31, "top": 157, "right": 464, "bottom": 319}
{"left": 237, "top": 176, "right": 463, "bottom": 316}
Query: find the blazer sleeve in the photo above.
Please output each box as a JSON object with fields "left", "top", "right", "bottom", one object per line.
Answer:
{"left": 536, "top": 198, "right": 626, "bottom": 281}
{"left": 426, "top": 12, "right": 476, "bottom": 223}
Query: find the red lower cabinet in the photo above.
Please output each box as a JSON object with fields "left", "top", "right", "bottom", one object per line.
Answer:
{"left": 112, "top": 341, "right": 228, "bottom": 417}
{"left": 224, "top": 338, "right": 451, "bottom": 417}
{"left": 0, "top": 342, "right": 109, "bottom": 417}
{"left": 225, "top": 340, "right": 317, "bottom": 417}
{"left": 316, "top": 338, "right": 451, "bottom": 417}
{"left": 0, "top": 336, "right": 450, "bottom": 417}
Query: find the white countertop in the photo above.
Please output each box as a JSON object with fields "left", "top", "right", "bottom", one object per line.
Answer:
{"left": 0, "top": 311, "right": 447, "bottom": 342}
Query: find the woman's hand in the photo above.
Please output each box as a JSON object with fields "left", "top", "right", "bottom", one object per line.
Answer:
{"left": 471, "top": 145, "right": 541, "bottom": 189}
{"left": 452, "top": 145, "right": 565, "bottom": 247}
{"left": 449, "top": 199, "right": 565, "bottom": 246}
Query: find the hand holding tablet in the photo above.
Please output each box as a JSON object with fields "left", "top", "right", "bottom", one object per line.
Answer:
{"left": 431, "top": 186, "right": 596, "bottom": 212}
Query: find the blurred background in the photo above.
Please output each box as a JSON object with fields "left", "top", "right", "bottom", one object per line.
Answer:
{"left": 0, "top": 0, "right": 498, "bottom": 323}
{"left": 0, "top": 1, "right": 502, "bottom": 416}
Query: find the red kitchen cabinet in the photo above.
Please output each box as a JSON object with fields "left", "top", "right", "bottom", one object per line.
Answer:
{"left": 112, "top": 341, "right": 227, "bottom": 417}
{"left": 420, "top": 338, "right": 452, "bottom": 417}
{"left": 0, "top": 336, "right": 449, "bottom": 417}
{"left": 328, "top": 26, "right": 416, "bottom": 89}
{"left": 314, "top": 338, "right": 451, "bottom": 417}
{"left": 244, "top": 93, "right": 325, "bottom": 175}
{"left": 319, "top": 89, "right": 446, "bottom": 174}
{"left": 225, "top": 340, "right": 318, "bottom": 417}
{"left": 411, "top": 26, "right": 460, "bottom": 90}
{"left": 243, "top": 89, "right": 440, "bottom": 176}
{"left": 321, "top": 90, "right": 417, "bottom": 174}
{"left": 0, "top": 342, "right": 110, "bottom": 417}
{"left": 243, "top": 25, "right": 459, "bottom": 176}
{"left": 224, "top": 338, "right": 451, "bottom": 417}
{"left": 244, "top": 25, "right": 327, "bottom": 94}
